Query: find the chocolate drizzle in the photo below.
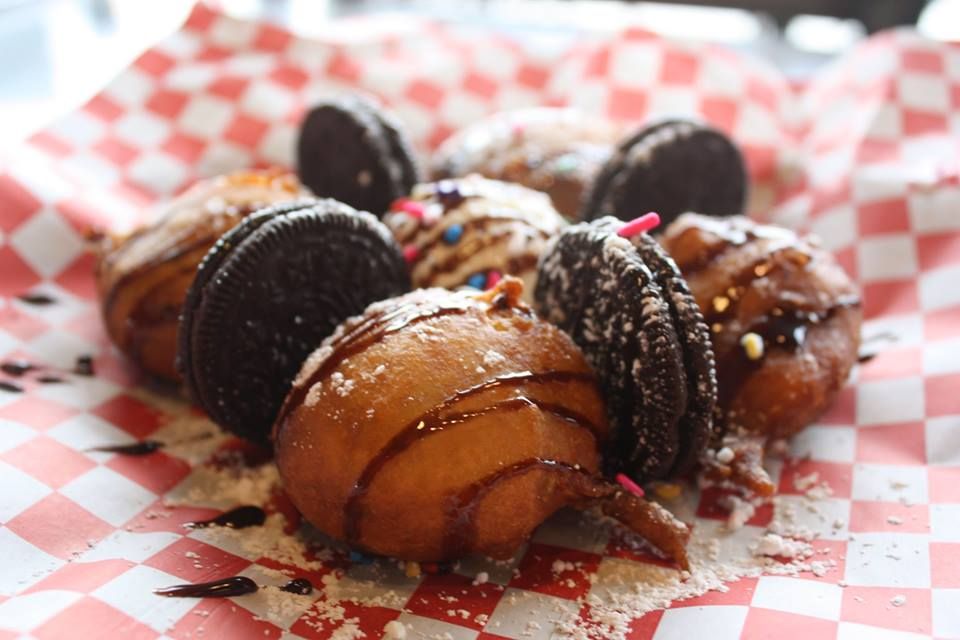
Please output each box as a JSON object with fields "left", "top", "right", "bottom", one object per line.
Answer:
{"left": 280, "top": 578, "right": 314, "bottom": 595}
{"left": 341, "top": 370, "right": 598, "bottom": 545}
{"left": 715, "top": 296, "right": 861, "bottom": 410}
{"left": 275, "top": 296, "right": 480, "bottom": 427}
{"left": 0, "top": 380, "right": 24, "bottom": 393}
{"left": 184, "top": 506, "right": 267, "bottom": 530}
{"left": 154, "top": 576, "right": 258, "bottom": 598}
{"left": 73, "top": 355, "right": 95, "bottom": 377}
{"left": 89, "top": 440, "right": 163, "bottom": 456}
{"left": 674, "top": 219, "right": 797, "bottom": 274}
{"left": 16, "top": 292, "right": 56, "bottom": 306}
{"left": 442, "top": 458, "right": 589, "bottom": 557}
{"left": 408, "top": 214, "right": 552, "bottom": 280}
{"left": 700, "top": 243, "right": 810, "bottom": 330}
{"left": 858, "top": 331, "right": 898, "bottom": 363}
{"left": 1, "top": 361, "right": 34, "bottom": 377}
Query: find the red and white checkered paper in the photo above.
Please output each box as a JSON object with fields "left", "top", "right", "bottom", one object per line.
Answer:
{"left": 2, "top": 3, "right": 960, "bottom": 638}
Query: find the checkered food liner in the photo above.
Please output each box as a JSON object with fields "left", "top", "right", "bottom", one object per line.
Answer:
{"left": 1, "top": 5, "right": 959, "bottom": 639}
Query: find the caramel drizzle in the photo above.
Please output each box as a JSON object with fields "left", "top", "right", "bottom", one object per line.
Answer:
{"left": 341, "top": 370, "right": 599, "bottom": 545}
{"left": 442, "top": 458, "right": 590, "bottom": 558}
{"left": 274, "top": 297, "right": 482, "bottom": 428}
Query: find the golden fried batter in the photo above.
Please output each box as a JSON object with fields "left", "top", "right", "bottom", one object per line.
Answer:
{"left": 94, "top": 170, "right": 305, "bottom": 381}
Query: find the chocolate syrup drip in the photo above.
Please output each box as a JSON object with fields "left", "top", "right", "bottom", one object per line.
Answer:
{"left": 126, "top": 259, "right": 207, "bottom": 333}
{"left": 90, "top": 440, "right": 163, "bottom": 456}
{"left": 16, "top": 292, "right": 56, "bottom": 306}
{"left": 715, "top": 297, "right": 861, "bottom": 410}
{"left": 36, "top": 375, "right": 65, "bottom": 384}
{"left": 341, "top": 370, "right": 598, "bottom": 545}
{"left": 0, "top": 380, "right": 24, "bottom": 393}
{"left": 154, "top": 576, "right": 258, "bottom": 598}
{"left": 275, "top": 298, "right": 480, "bottom": 427}
{"left": 185, "top": 505, "right": 267, "bottom": 530}
{"left": 858, "top": 331, "right": 898, "bottom": 363}
{"left": 1, "top": 361, "right": 34, "bottom": 377}
{"left": 280, "top": 578, "right": 314, "bottom": 595}
{"left": 442, "top": 458, "right": 589, "bottom": 557}
{"left": 73, "top": 355, "right": 95, "bottom": 376}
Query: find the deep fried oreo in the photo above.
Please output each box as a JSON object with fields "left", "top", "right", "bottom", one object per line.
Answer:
{"left": 297, "top": 94, "right": 419, "bottom": 217}
{"left": 581, "top": 120, "right": 746, "bottom": 228}
{"left": 178, "top": 199, "right": 410, "bottom": 443}
{"left": 535, "top": 217, "right": 717, "bottom": 481}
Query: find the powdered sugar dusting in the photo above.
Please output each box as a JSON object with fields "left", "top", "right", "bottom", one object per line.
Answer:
{"left": 130, "top": 381, "right": 844, "bottom": 640}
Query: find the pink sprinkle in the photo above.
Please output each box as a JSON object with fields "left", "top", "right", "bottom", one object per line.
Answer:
{"left": 403, "top": 244, "right": 419, "bottom": 263}
{"left": 616, "top": 473, "right": 645, "bottom": 498}
{"left": 485, "top": 271, "right": 502, "bottom": 289}
{"left": 617, "top": 212, "right": 661, "bottom": 238}
{"left": 394, "top": 198, "right": 425, "bottom": 219}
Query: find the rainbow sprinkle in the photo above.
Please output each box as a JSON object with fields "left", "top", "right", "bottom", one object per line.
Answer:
{"left": 393, "top": 198, "right": 426, "bottom": 219}
{"left": 615, "top": 472, "right": 645, "bottom": 498}
{"left": 616, "top": 212, "right": 661, "bottom": 238}
{"left": 467, "top": 273, "right": 487, "bottom": 289}
{"left": 443, "top": 224, "right": 464, "bottom": 244}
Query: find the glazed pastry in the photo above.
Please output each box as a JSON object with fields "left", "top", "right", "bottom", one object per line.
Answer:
{"left": 382, "top": 175, "right": 567, "bottom": 302}
{"left": 178, "top": 199, "right": 410, "bottom": 444}
{"left": 535, "top": 216, "right": 719, "bottom": 483}
{"left": 273, "top": 279, "right": 691, "bottom": 567}
{"left": 659, "top": 213, "right": 861, "bottom": 440}
{"left": 95, "top": 170, "right": 306, "bottom": 382}
{"left": 431, "top": 108, "right": 621, "bottom": 220}
{"left": 297, "top": 94, "right": 419, "bottom": 218}
{"left": 582, "top": 119, "right": 747, "bottom": 228}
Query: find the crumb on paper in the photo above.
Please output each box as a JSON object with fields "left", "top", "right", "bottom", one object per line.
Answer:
{"left": 382, "top": 620, "right": 406, "bottom": 639}
{"left": 716, "top": 446, "right": 735, "bottom": 464}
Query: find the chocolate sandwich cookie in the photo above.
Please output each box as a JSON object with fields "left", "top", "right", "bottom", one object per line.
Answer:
{"left": 297, "top": 94, "right": 419, "bottom": 217}
{"left": 178, "top": 199, "right": 410, "bottom": 444}
{"left": 534, "top": 216, "right": 717, "bottom": 481}
{"left": 581, "top": 120, "right": 746, "bottom": 228}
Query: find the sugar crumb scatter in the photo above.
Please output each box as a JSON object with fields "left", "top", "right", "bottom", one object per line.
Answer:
{"left": 96, "top": 388, "right": 886, "bottom": 640}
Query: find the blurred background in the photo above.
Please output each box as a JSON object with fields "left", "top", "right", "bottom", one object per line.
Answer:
{"left": 1, "top": 0, "right": 958, "bottom": 147}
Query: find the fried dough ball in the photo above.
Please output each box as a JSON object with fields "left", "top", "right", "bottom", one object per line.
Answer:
{"left": 273, "top": 278, "right": 690, "bottom": 566}
{"left": 660, "top": 213, "right": 861, "bottom": 440}
{"left": 94, "top": 170, "right": 306, "bottom": 381}
{"left": 431, "top": 108, "right": 621, "bottom": 220}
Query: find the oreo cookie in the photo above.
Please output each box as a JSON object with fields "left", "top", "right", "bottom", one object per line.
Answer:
{"left": 178, "top": 199, "right": 411, "bottom": 444}
{"left": 297, "top": 94, "right": 419, "bottom": 217}
{"left": 534, "top": 217, "right": 717, "bottom": 481}
{"left": 581, "top": 120, "right": 746, "bottom": 228}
